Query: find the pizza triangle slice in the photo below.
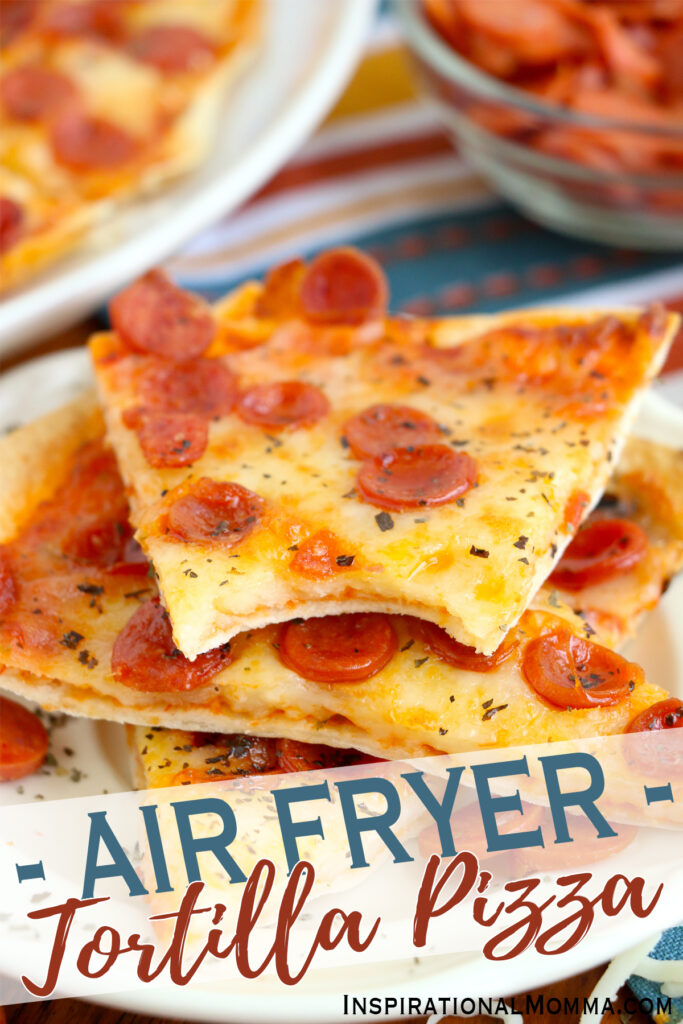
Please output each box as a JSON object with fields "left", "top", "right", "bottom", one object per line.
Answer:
{"left": 1, "top": 0, "right": 261, "bottom": 290}
{"left": 0, "top": 396, "right": 678, "bottom": 759}
{"left": 88, "top": 250, "right": 679, "bottom": 658}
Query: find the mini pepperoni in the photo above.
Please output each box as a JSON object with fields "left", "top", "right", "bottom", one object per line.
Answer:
{"left": 411, "top": 618, "right": 515, "bottom": 672}
{"left": 1, "top": 0, "right": 36, "bottom": 45}
{"left": 342, "top": 404, "right": 444, "bottom": 460}
{"left": 112, "top": 598, "right": 231, "bottom": 692}
{"left": 0, "top": 549, "right": 17, "bottom": 615}
{"left": 290, "top": 530, "right": 354, "bottom": 579}
{"left": 299, "top": 248, "right": 388, "bottom": 325}
{"left": 135, "top": 413, "right": 208, "bottom": 469}
{"left": 129, "top": 24, "right": 216, "bottom": 74}
{"left": 237, "top": 381, "right": 329, "bottom": 430}
{"left": 627, "top": 698, "right": 683, "bottom": 733}
{"left": 551, "top": 518, "right": 648, "bottom": 590}
{"left": 279, "top": 613, "right": 397, "bottom": 683}
{"left": 0, "top": 696, "right": 49, "bottom": 782}
{"left": 166, "top": 478, "right": 263, "bottom": 547}
{"left": 51, "top": 109, "right": 139, "bottom": 171}
{"left": 1, "top": 66, "right": 78, "bottom": 123}
{"left": 137, "top": 358, "right": 237, "bottom": 418}
{"left": 522, "top": 627, "right": 642, "bottom": 709}
{"left": 63, "top": 515, "right": 140, "bottom": 569}
{"left": 0, "top": 196, "right": 24, "bottom": 253}
{"left": 108, "top": 536, "right": 149, "bottom": 575}
{"left": 39, "top": 0, "right": 127, "bottom": 41}
{"left": 256, "top": 258, "right": 306, "bottom": 318}
{"left": 357, "top": 445, "right": 477, "bottom": 511}
{"left": 110, "top": 270, "right": 215, "bottom": 360}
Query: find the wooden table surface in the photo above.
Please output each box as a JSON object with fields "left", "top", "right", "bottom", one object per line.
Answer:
{"left": 5, "top": 313, "right": 678, "bottom": 1024}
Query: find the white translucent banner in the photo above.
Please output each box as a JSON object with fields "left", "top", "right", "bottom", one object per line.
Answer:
{"left": 1, "top": 732, "right": 681, "bottom": 1005}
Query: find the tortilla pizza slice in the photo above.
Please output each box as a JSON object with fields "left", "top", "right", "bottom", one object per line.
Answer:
{"left": 89, "top": 251, "right": 678, "bottom": 659}
{"left": 0, "top": 396, "right": 677, "bottom": 759}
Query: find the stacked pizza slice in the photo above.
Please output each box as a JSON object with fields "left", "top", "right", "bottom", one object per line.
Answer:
{"left": 1, "top": 248, "right": 682, "bottom": 789}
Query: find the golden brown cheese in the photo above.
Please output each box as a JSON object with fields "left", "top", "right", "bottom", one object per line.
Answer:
{"left": 0, "top": 397, "right": 672, "bottom": 760}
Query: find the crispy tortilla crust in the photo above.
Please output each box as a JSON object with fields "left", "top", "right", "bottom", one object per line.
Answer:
{"left": 0, "top": 1, "right": 262, "bottom": 292}
{"left": 92, "top": 301, "right": 678, "bottom": 658}
{"left": 0, "top": 391, "right": 102, "bottom": 542}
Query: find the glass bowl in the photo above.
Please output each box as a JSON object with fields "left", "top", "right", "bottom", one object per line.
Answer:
{"left": 396, "top": 0, "right": 683, "bottom": 250}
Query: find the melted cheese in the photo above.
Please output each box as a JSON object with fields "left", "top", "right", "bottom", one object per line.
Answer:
{"left": 55, "top": 43, "right": 162, "bottom": 136}
{"left": 0, "top": 399, "right": 672, "bottom": 759}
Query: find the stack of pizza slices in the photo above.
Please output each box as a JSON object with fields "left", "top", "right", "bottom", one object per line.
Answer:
{"left": 1, "top": 248, "right": 682, "bottom": 791}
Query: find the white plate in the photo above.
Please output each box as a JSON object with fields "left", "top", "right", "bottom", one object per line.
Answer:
{"left": 0, "top": 0, "right": 376, "bottom": 359}
{"left": 1, "top": 351, "right": 682, "bottom": 1021}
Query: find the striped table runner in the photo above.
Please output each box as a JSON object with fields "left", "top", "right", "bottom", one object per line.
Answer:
{"left": 168, "top": 8, "right": 683, "bottom": 404}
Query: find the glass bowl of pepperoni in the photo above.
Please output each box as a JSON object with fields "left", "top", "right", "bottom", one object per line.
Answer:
{"left": 397, "top": 0, "right": 683, "bottom": 249}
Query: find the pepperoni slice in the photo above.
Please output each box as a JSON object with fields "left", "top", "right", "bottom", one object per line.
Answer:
{"left": 551, "top": 518, "right": 648, "bottom": 590}
{"left": 279, "top": 613, "right": 397, "bottom": 683}
{"left": 0, "top": 696, "right": 48, "bottom": 782}
{"left": 112, "top": 598, "right": 232, "bottom": 692}
{"left": 51, "top": 109, "right": 139, "bottom": 171}
{"left": 522, "top": 627, "right": 642, "bottom": 709}
{"left": 1, "top": 0, "right": 36, "bottom": 45}
{"left": 357, "top": 445, "right": 477, "bottom": 511}
{"left": 63, "top": 515, "right": 142, "bottom": 570}
{"left": 135, "top": 413, "right": 208, "bottom": 468}
{"left": 342, "top": 404, "right": 444, "bottom": 460}
{"left": 129, "top": 25, "right": 216, "bottom": 74}
{"left": 110, "top": 270, "right": 215, "bottom": 360}
{"left": 166, "top": 478, "right": 263, "bottom": 547}
{"left": 0, "top": 549, "right": 17, "bottom": 615}
{"left": 137, "top": 358, "right": 237, "bottom": 418}
{"left": 39, "top": 1, "right": 128, "bottom": 41}
{"left": 290, "top": 530, "right": 354, "bottom": 579}
{"left": 0, "top": 196, "right": 24, "bottom": 254}
{"left": 411, "top": 618, "right": 515, "bottom": 672}
{"left": 256, "top": 258, "right": 306, "bottom": 318}
{"left": 627, "top": 698, "right": 683, "bottom": 733}
{"left": 237, "top": 381, "right": 329, "bottom": 431}
{"left": 299, "top": 248, "right": 388, "bottom": 325}
{"left": 1, "top": 66, "right": 78, "bottom": 123}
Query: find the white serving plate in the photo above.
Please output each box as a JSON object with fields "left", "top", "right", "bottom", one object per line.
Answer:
{"left": 0, "top": 351, "right": 682, "bottom": 1021}
{"left": 0, "top": 0, "right": 376, "bottom": 359}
